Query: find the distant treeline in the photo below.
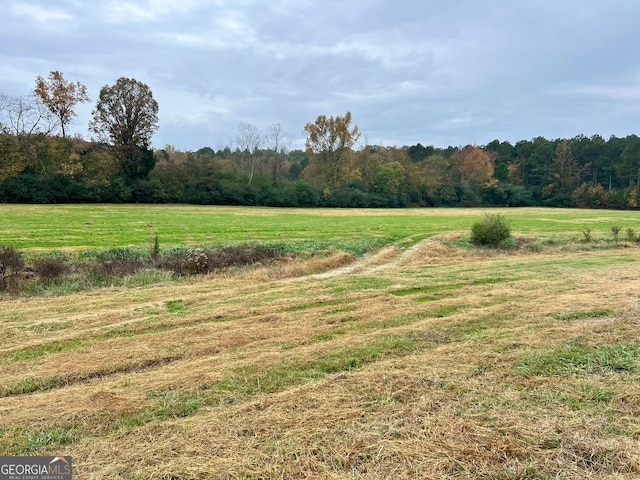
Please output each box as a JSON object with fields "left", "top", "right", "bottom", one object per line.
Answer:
{"left": 2, "top": 72, "right": 638, "bottom": 208}
{"left": 1, "top": 132, "right": 640, "bottom": 208}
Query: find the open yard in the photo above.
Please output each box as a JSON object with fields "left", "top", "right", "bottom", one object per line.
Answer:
{"left": 1, "top": 205, "right": 639, "bottom": 479}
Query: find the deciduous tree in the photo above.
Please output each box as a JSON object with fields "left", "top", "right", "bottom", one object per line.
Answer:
{"left": 375, "top": 161, "right": 405, "bottom": 194}
{"left": 267, "top": 123, "right": 289, "bottom": 184}
{"left": 4, "top": 94, "right": 55, "bottom": 141}
{"left": 234, "top": 121, "right": 263, "bottom": 185}
{"left": 419, "top": 154, "right": 458, "bottom": 206}
{"left": 34, "top": 71, "right": 90, "bottom": 138}
{"left": 0, "top": 92, "right": 10, "bottom": 133}
{"left": 0, "top": 134, "right": 24, "bottom": 182}
{"left": 89, "top": 77, "right": 159, "bottom": 179}
{"left": 0, "top": 93, "right": 56, "bottom": 174}
{"left": 453, "top": 145, "right": 497, "bottom": 187}
{"left": 90, "top": 77, "right": 158, "bottom": 148}
{"left": 304, "top": 111, "right": 361, "bottom": 188}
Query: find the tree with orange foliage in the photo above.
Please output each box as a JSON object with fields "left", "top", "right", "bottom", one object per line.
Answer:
{"left": 34, "top": 71, "right": 90, "bottom": 138}
{"left": 453, "top": 145, "right": 497, "bottom": 187}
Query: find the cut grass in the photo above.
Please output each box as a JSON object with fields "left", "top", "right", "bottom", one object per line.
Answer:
{"left": 515, "top": 340, "right": 640, "bottom": 376}
{"left": 552, "top": 309, "right": 614, "bottom": 321}
{"left": 390, "top": 277, "right": 506, "bottom": 297}
{"left": 5, "top": 339, "right": 86, "bottom": 362}
{"left": 0, "top": 354, "right": 185, "bottom": 398}
{"left": 3, "top": 204, "right": 640, "bottom": 251}
{"left": 0, "top": 331, "right": 431, "bottom": 454}
{"left": 1, "top": 207, "right": 640, "bottom": 478}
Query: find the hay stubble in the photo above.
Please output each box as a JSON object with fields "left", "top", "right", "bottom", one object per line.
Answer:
{"left": 1, "top": 224, "right": 640, "bottom": 478}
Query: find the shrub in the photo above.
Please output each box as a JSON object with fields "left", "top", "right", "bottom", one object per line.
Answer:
{"left": 33, "top": 256, "right": 69, "bottom": 280}
{"left": 2, "top": 242, "right": 289, "bottom": 294}
{"left": 155, "top": 251, "right": 188, "bottom": 276}
{"left": 626, "top": 228, "right": 636, "bottom": 242}
{"left": 185, "top": 248, "right": 212, "bottom": 274}
{"left": 210, "top": 245, "right": 280, "bottom": 270}
{"left": 149, "top": 236, "right": 160, "bottom": 261}
{"left": 0, "top": 245, "right": 25, "bottom": 291}
{"left": 611, "top": 225, "right": 621, "bottom": 243}
{"left": 85, "top": 256, "right": 146, "bottom": 277}
{"left": 158, "top": 245, "right": 284, "bottom": 276}
{"left": 470, "top": 214, "right": 512, "bottom": 247}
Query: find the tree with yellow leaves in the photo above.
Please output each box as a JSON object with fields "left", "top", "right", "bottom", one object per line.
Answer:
{"left": 34, "top": 70, "right": 90, "bottom": 138}
{"left": 304, "top": 111, "right": 361, "bottom": 188}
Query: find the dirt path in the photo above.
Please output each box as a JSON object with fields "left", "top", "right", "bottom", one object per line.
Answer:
{"left": 303, "top": 235, "right": 441, "bottom": 280}
{"left": 301, "top": 232, "right": 478, "bottom": 281}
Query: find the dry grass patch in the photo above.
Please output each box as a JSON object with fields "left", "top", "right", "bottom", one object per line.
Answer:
{"left": 1, "top": 237, "right": 640, "bottom": 478}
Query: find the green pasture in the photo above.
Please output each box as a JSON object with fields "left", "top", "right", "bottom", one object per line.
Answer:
{"left": 1, "top": 204, "right": 639, "bottom": 251}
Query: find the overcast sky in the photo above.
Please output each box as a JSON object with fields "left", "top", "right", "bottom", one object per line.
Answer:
{"left": 1, "top": 0, "right": 639, "bottom": 151}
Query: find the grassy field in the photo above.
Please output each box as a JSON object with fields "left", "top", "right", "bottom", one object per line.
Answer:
{"left": 2, "top": 204, "right": 640, "bottom": 250}
{"left": 1, "top": 205, "right": 639, "bottom": 479}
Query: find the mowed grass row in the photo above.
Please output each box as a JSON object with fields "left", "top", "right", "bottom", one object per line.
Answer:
{"left": 2, "top": 204, "right": 640, "bottom": 251}
{"left": 0, "top": 206, "right": 639, "bottom": 478}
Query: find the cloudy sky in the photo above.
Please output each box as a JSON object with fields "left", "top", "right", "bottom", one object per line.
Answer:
{"left": 1, "top": 0, "right": 639, "bottom": 151}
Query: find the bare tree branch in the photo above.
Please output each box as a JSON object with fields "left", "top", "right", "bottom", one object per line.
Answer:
{"left": 234, "top": 121, "right": 263, "bottom": 185}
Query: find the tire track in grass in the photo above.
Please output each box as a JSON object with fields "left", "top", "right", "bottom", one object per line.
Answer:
{"left": 300, "top": 235, "right": 430, "bottom": 280}
{"left": 0, "top": 354, "right": 186, "bottom": 397}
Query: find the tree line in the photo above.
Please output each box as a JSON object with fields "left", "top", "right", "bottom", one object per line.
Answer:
{"left": 1, "top": 71, "right": 640, "bottom": 208}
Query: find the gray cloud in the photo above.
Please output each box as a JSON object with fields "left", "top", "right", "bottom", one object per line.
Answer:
{"left": 1, "top": 0, "right": 639, "bottom": 150}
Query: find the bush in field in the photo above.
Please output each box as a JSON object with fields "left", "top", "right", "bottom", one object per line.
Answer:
{"left": 84, "top": 250, "right": 146, "bottom": 277}
{"left": 33, "top": 256, "right": 69, "bottom": 279}
{"left": 149, "top": 236, "right": 160, "bottom": 261}
{"left": 185, "top": 248, "right": 212, "bottom": 274}
{"left": 470, "top": 214, "right": 512, "bottom": 247}
{"left": 0, "top": 245, "right": 25, "bottom": 291}
{"left": 2, "top": 242, "right": 288, "bottom": 295}
{"left": 611, "top": 225, "right": 621, "bottom": 243}
{"left": 97, "top": 258, "right": 146, "bottom": 276}
{"left": 211, "top": 245, "right": 280, "bottom": 270}
{"left": 159, "top": 245, "right": 284, "bottom": 276}
{"left": 626, "top": 228, "right": 636, "bottom": 242}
